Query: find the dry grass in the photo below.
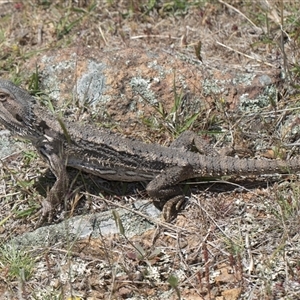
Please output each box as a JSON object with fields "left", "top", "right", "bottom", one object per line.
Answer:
{"left": 1, "top": 0, "right": 300, "bottom": 299}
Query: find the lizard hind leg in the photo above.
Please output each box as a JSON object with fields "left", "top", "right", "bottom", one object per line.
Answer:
{"left": 146, "top": 165, "right": 193, "bottom": 221}
{"left": 170, "top": 130, "right": 220, "bottom": 156}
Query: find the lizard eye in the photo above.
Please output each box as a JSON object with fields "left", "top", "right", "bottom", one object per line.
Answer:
{"left": 0, "top": 93, "right": 7, "bottom": 101}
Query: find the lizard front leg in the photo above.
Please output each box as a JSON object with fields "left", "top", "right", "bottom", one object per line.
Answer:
{"left": 146, "top": 165, "right": 193, "bottom": 221}
{"left": 36, "top": 142, "right": 69, "bottom": 225}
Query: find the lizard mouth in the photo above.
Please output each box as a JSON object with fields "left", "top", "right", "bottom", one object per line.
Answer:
{"left": 0, "top": 114, "right": 26, "bottom": 135}
{"left": 0, "top": 113, "right": 39, "bottom": 141}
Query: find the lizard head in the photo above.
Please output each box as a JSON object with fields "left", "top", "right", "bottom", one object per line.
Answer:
{"left": 0, "top": 80, "right": 37, "bottom": 138}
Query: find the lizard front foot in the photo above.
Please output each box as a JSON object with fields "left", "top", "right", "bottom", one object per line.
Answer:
{"left": 35, "top": 198, "right": 54, "bottom": 228}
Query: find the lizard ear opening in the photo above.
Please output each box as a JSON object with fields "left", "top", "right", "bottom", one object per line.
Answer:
{"left": 15, "top": 114, "right": 24, "bottom": 123}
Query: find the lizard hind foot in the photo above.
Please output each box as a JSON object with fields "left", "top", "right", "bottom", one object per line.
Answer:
{"left": 160, "top": 195, "right": 187, "bottom": 222}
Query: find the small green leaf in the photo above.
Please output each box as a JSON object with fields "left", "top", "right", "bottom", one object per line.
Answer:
{"left": 112, "top": 210, "right": 125, "bottom": 236}
{"left": 168, "top": 274, "right": 179, "bottom": 288}
{"left": 134, "top": 243, "right": 146, "bottom": 259}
